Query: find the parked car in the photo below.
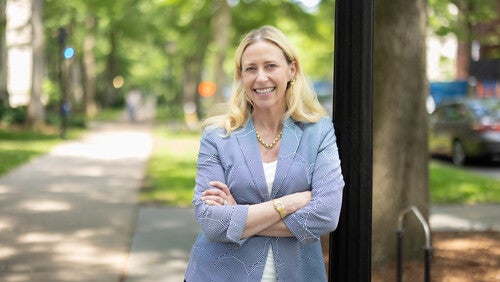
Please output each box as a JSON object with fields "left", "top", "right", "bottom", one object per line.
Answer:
{"left": 429, "top": 98, "right": 500, "bottom": 165}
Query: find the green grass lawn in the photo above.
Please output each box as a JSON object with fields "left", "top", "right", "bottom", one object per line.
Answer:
{"left": 0, "top": 127, "right": 83, "bottom": 176}
{"left": 0, "top": 109, "right": 120, "bottom": 177}
{"left": 140, "top": 126, "right": 201, "bottom": 207}
{"left": 430, "top": 161, "right": 500, "bottom": 204}
{"left": 143, "top": 128, "right": 500, "bottom": 207}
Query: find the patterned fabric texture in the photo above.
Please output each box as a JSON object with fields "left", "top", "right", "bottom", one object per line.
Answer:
{"left": 184, "top": 117, "right": 344, "bottom": 282}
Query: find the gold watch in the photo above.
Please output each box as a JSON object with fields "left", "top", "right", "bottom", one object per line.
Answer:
{"left": 272, "top": 199, "right": 286, "bottom": 218}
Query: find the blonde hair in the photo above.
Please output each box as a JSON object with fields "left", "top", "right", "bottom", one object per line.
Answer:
{"left": 202, "top": 25, "right": 327, "bottom": 134}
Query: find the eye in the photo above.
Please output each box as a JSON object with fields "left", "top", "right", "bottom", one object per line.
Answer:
{"left": 265, "top": 64, "right": 277, "bottom": 69}
{"left": 244, "top": 66, "right": 256, "bottom": 72}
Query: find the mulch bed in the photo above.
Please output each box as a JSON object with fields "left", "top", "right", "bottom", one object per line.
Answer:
{"left": 372, "top": 231, "right": 500, "bottom": 282}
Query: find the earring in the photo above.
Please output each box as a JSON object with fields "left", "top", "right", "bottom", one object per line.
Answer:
{"left": 289, "top": 79, "right": 295, "bottom": 85}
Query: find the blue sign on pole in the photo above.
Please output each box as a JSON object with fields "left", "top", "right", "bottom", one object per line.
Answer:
{"left": 63, "top": 47, "right": 75, "bottom": 59}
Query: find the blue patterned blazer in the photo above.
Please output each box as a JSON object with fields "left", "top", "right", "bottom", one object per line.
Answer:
{"left": 185, "top": 117, "right": 344, "bottom": 282}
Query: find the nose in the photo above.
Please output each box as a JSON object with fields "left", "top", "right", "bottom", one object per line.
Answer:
{"left": 256, "top": 69, "right": 268, "bottom": 82}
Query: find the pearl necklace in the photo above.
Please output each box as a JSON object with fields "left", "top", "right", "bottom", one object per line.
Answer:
{"left": 255, "top": 129, "right": 283, "bottom": 149}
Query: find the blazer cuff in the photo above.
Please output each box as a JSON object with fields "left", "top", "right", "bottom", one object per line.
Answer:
{"left": 226, "top": 204, "right": 249, "bottom": 246}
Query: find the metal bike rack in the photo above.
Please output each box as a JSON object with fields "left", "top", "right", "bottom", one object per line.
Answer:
{"left": 396, "top": 206, "right": 433, "bottom": 282}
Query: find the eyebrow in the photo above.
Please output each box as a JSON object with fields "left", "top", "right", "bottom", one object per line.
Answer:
{"left": 242, "top": 60, "right": 279, "bottom": 66}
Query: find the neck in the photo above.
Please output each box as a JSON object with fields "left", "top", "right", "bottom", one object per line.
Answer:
{"left": 252, "top": 109, "right": 285, "bottom": 132}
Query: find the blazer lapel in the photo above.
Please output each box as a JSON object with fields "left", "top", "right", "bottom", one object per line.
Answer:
{"left": 273, "top": 118, "right": 302, "bottom": 197}
{"left": 236, "top": 119, "right": 269, "bottom": 199}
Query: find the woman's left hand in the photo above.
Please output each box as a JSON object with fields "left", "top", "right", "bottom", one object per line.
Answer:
{"left": 202, "top": 181, "right": 236, "bottom": 206}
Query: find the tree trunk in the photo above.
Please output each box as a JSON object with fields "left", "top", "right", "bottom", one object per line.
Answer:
{"left": 456, "top": 41, "right": 470, "bottom": 80}
{"left": 182, "top": 56, "right": 202, "bottom": 129}
{"left": 0, "top": 0, "right": 8, "bottom": 107}
{"left": 83, "top": 16, "right": 97, "bottom": 117}
{"left": 455, "top": 0, "right": 473, "bottom": 80}
{"left": 211, "top": 0, "right": 231, "bottom": 103}
{"left": 104, "top": 29, "right": 118, "bottom": 107}
{"left": 373, "top": 0, "right": 429, "bottom": 264}
{"left": 28, "top": 0, "right": 45, "bottom": 129}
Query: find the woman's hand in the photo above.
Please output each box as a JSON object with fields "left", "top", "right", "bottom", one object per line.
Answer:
{"left": 202, "top": 181, "right": 236, "bottom": 206}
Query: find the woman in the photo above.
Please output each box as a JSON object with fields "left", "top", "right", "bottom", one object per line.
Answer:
{"left": 184, "top": 25, "right": 344, "bottom": 281}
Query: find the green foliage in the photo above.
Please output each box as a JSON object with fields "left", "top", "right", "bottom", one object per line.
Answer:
{"left": 42, "top": 78, "right": 61, "bottom": 107}
{"left": 155, "top": 104, "right": 184, "bottom": 123}
{"left": 33, "top": 0, "right": 339, "bottom": 128}
{"left": 428, "top": 0, "right": 499, "bottom": 43}
{"left": 7, "top": 0, "right": 496, "bottom": 129}
{"left": 0, "top": 106, "right": 27, "bottom": 124}
{"left": 430, "top": 161, "right": 500, "bottom": 204}
{"left": 43, "top": 109, "right": 86, "bottom": 128}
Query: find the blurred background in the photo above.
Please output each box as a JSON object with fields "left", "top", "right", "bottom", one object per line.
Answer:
{"left": 2, "top": 0, "right": 499, "bottom": 129}
{"left": 1, "top": 0, "right": 336, "bottom": 130}
{"left": 1, "top": 0, "right": 500, "bottom": 281}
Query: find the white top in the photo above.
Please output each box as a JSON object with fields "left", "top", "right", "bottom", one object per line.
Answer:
{"left": 261, "top": 161, "right": 278, "bottom": 281}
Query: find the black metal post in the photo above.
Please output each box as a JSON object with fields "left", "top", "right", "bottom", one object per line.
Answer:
{"left": 397, "top": 228, "right": 404, "bottom": 282}
{"left": 329, "top": 0, "right": 373, "bottom": 281}
{"left": 58, "top": 27, "right": 67, "bottom": 139}
{"left": 397, "top": 206, "right": 433, "bottom": 282}
{"left": 424, "top": 247, "right": 432, "bottom": 282}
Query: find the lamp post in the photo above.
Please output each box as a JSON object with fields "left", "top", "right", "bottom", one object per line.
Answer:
{"left": 58, "top": 27, "right": 67, "bottom": 138}
{"left": 58, "top": 27, "right": 74, "bottom": 139}
{"left": 330, "top": 0, "right": 374, "bottom": 281}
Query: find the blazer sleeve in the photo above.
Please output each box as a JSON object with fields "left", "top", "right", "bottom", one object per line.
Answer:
{"left": 283, "top": 120, "right": 345, "bottom": 244}
{"left": 192, "top": 129, "right": 249, "bottom": 246}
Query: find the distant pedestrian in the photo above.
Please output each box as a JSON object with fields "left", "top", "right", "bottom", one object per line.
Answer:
{"left": 126, "top": 89, "right": 141, "bottom": 122}
{"left": 184, "top": 25, "right": 345, "bottom": 281}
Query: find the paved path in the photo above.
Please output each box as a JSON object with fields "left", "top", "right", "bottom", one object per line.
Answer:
{"left": 123, "top": 206, "right": 199, "bottom": 282}
{"left": 0, "top": 121, "right": 153, "bottom": 282}
{"left": 430, "top": 204, "right": 500, "bottom": 232}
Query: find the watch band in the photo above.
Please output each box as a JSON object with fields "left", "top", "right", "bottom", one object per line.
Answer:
{"left": 272, "top": 199, "right": 286, "bottom": 218}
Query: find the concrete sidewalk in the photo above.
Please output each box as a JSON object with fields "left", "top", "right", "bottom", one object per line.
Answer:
{"left": 430, "top": 204, "right": 500, "bottom": 232}
{"left": 123, "top": 206, "right": 199, "bottom": 282}
{"left": 0, "top": 121, "right": 153, "bottom": 282}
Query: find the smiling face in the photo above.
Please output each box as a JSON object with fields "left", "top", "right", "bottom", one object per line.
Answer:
{"left": 240, "top": 40, "right": 296, "bottom": 115}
